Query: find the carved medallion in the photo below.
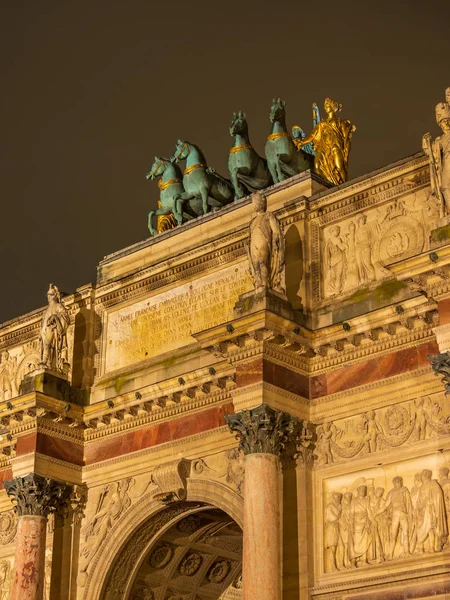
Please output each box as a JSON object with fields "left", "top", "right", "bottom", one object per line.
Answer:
{"left": 179, "top": 552, "right": 203, "bottom": 576}
{"left": 376, "top": 217, "right": 424, "bottom": 266}
{"left": 0, "top": 510, "right": 17, "bottom": 544}
{"left": 176, "top": 514, "right": 202, "bottom": 534}
{"left": 148, "top": 543, "right": 174, "bottom": 569}
{"left": 208, "top": 559, "right": 231, "bottom": 583}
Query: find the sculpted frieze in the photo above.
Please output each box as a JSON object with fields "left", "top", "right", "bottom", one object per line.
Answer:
{"left": 0, "top": 560, "right": 11, "bottom": 600}
{"left": 319, "top": 189, "right": 439, "bottom": 302}
{"left": 315, "top": 394, "right": 450, "bottom": 467}
{"left": 322, "top": 456, "right": 450, "bottom": 573}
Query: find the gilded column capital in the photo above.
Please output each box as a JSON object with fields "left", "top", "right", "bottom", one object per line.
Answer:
{"left": 428, "top": 351, "right": 450, "bottom": 393}
{"left": 4, "top": 473, "right": 72, "bottom": 518}
{"left": 225, "top": 404, "right": 294, "bottom": 456}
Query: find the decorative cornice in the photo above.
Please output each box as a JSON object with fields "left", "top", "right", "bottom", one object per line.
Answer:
{"left": 4, "top": 473, "right": 72, "bottom": 517}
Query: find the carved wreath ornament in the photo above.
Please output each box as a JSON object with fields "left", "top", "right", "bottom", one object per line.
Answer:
{"left": 179, "top": 552, "right": 203, "bottom": 576}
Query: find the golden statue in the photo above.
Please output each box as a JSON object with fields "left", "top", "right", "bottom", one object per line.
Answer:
{"left": 293, "top": 98, "right": 356, "bottom": 186}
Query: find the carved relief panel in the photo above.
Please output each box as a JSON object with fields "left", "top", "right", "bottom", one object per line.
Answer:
{"left": 315, "top": 392, "right": 450, "bottom": 467}
{"left": 319, "top": 452, "right": 450, "bottom": 575}
{"left": 312, "top": 168, "right": 439, "bottom": 304}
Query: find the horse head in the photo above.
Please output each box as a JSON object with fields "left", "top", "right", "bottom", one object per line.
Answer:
{"left": 145, "top": 156, "right": 167, "bottom": 180}
{"left": 229, "top": 111, "right": 248, "bottom": 136}
{"left": 170, "top": 140, "right": 191, "bottom": 164}
{"left": 269, "top": 98, "right": 286, "bottom": 124}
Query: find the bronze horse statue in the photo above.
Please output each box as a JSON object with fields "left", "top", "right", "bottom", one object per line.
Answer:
{"left": 170, "top": 140, "right": 234, "bottom": 215}
{"left": 265, "top": 99, "right": 312, "bottom": 184}
{"left": 228, "top": 111, "right": 272, "bottom": 200}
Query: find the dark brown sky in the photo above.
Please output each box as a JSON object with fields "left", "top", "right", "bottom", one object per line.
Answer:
{"left": 1, "top": 1, "right": 449, "bottom": 323}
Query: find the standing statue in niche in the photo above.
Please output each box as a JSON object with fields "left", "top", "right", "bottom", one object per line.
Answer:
{"left": 293, "top": 97, "right": 356, "bottom": 186}
{"left": 0, "top": 351, "right": 17, "bottom": 402}
{"left": 247, "top": 192, "right": 285, "bottom": 293}
{"left": 38, "top": 284, "right": 70, "bottom": 374}
{"left": 422, "top": 88, "right": 450, "bottom": 217}
{"left": 355, "top": 214, "right": 376, "bottom": 285}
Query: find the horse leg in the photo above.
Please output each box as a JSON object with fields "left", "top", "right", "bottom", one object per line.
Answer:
{"left": 200, "top": 185, "right": 210, "bottom": 215}
{"left": 268, "top": 159, "right": 279, "bottom": 184}
{"left": 231, "top": 169, "right": 246, "bottom": 201}
{"left": 174, "top": 198, "right": 184, "bottom": 226}
{"left": 148, "top": 210, "right": 156, "bottom": 236}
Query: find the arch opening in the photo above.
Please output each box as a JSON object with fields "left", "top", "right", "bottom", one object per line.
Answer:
{"left": 102, "top": 504, "right": 243, "bottom": 600}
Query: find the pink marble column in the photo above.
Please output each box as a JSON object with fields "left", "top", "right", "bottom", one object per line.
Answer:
{"left": 243, "top": 453, "right": 281, "bottom": 600}
{"left": 4, "top": 473, "right": 72, "bottom": 600}
{"left": 226, "top": 404, "right": 292, "bottom": 600}
{"left": 11, "top": 516, "right": 47, "bottom": 600}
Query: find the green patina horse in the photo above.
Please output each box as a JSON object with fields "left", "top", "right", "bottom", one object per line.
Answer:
{"left": 146, "top": 157, "right": 207, "bottom": 235}
{"left": 146, "top": 157, "right": 185, "bottom": 235}
{"left": 228, "top": 111, "right": 272, "bottom": 200}
{"left": 170, "top": 140, "right": 234, "bottom": 215}
{"left": 265, "top": 98, "right": 313, "bottom": 184}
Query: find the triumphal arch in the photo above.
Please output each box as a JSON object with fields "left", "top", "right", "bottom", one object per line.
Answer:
{"left": 0, "top": 90, "right": 450, "bottom": 600}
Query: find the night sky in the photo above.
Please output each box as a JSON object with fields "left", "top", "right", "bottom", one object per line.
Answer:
{"left": 1, "top": 1, "right": 449, "bottom": 323}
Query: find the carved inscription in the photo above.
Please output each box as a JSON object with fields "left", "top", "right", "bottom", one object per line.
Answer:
{"left": 105, "top": 264, "right": 252, "bottom": 372}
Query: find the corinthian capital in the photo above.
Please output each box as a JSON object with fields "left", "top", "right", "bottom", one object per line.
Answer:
{"left": 225, "top": 404, "right": 294, "bottom": 456}
{"left": 4, "top": 473, "right": 72, "bottom": 518}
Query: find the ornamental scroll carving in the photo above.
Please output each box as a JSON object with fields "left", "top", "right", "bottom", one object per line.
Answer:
{"left": 0, "top": 511, "right": 17, "bottom": 545}
{"left": 225, "top": 404, "right": 294, "bottom": 456}
{"left": 3, "top": 474, "right": 72, "bottom": 518}
{"left": 324, "top": 467, "right": 450, "bottom": 573}
{"left": 150, "top": 459, "right": 191, "bottom": 503}
{"left": 78, "top": 477, "right": 134, "bottom": 588}
{"left": 315, "top": 395, "right": 450, "bottom": 466}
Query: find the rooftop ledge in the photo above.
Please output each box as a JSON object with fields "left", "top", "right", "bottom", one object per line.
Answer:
{"left": 97, "top": 151, "right": 427, "bottom": 286}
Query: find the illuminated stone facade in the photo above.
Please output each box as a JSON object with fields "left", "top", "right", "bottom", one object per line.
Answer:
{"left": 0, "top": 146, "right": 450, "bottom": 600}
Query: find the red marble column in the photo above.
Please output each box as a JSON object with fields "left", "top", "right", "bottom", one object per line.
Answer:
{"left": 226, "top": 404, "right": 292, "bottom": 600}
{"left": 11, "top": 516, "right": 47, "bottom": 600}
{"left": 4, "top": 474, "right": 72, "bottom": 600}
{"left": 243, "top": 453, "right": 281, "bottom": 600}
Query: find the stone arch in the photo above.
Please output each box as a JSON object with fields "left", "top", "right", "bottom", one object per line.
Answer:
{"left": 83, "top": 478, "right": 243, "bottom": 600}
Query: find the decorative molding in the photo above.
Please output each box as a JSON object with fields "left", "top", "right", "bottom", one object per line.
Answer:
{"left": 151, "top": 459, "right": 191, "bottom": 503}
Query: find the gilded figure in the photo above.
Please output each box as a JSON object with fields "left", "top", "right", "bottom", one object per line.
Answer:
{"left": 247, "top": 192, "right": 285, "bottom": 293}
{"left": 422, "top": 87, "right": 450, "bottom": 216}
{"left": 39, "top": 284, "right": 70, "bottom": 373}
{"left": 294, "top": 97, "right": 355, "bottom": 186}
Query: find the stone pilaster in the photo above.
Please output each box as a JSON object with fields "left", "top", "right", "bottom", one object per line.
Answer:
{"left": 4, "top": 474, "right": 72, "bottom": 600}
{"left": 226, "top": 404, "right": 294, "bottom": 600}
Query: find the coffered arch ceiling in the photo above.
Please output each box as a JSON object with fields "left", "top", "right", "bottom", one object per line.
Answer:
{"left": 128, "top": 508, "right": 243, "bottom": 600}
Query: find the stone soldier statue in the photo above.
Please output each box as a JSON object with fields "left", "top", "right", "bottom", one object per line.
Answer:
{"left": 38, "top": 284, "right": 70, "bottom": 373}
{"left": 247, "top": 192, "right": 285, "bottom": 293}
{"left": 422, "top": 87, "right": 450, "bottom": 216}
